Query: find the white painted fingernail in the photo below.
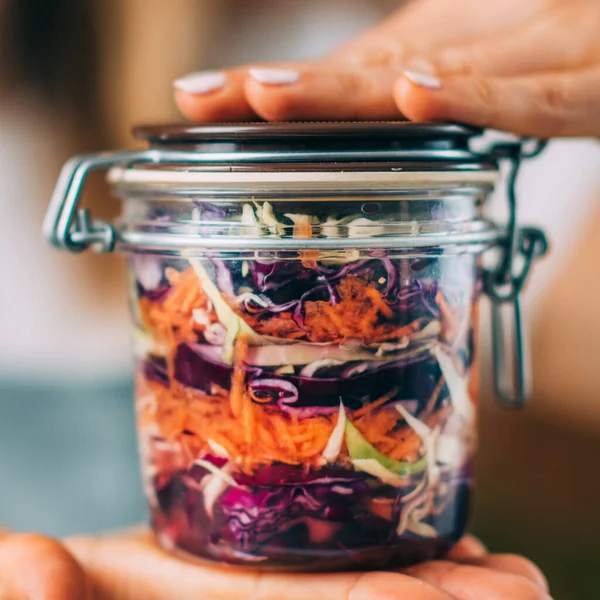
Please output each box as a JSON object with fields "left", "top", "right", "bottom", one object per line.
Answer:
{"left": 249, "top": 68, "right": 300, "bottom": 86}
{"left": 403, "top": 70, "right": 442, "bottom": 90}
{"left": 173, "top": 71, "right": 227, "bottom": 95}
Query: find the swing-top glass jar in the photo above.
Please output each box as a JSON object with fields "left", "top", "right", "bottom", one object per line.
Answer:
{"left": 44, "top": 122, "right": 548, "bottom": 571}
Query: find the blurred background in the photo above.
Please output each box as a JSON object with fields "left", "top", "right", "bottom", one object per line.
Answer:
{"left": 1, "top": 1, "right": 599, "bottom": 598}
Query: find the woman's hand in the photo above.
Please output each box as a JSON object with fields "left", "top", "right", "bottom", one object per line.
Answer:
{"left": 0, "top": 528, "right": 551, "bottom": 599}
{"left": 174, "top": 0, "right": 600, "bottom": 138}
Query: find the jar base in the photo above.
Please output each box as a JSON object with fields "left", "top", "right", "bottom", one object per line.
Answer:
{"left": 155, "top": 527, "right": 459, "bottom": 573}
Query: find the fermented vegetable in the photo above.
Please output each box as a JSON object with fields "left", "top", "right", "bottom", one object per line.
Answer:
{"left": 132, "top": 212, "right": 478, "bottom": 568}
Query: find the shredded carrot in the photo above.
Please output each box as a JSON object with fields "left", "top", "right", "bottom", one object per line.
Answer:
{"left": 245, "top": 312, "right": 305, "bottom": 339}
{"left": 364, "top": 287, "right": 394, "bottom": 319}
{"left": 351, "top": 387, "right": 399, "bottom": 418}
{"left": 140, "top": 267, "right": 217, "bottom": 349}
{"left": 244, "top": 274, "right": 404, "bottom": 344}
{"left": 468, "top": 301, "right": 480, "bottom": 405}
{"left": 426, "top": 377, "right": 445, "bottom": 414}
{"left": 242, "top": 392, "right": 255, "bottom": 447}
{"left": 230, "top": 335, "right": 249, "bottom": 418}
{"left": 142, "top": 372, "right": 335, "bottom": 471}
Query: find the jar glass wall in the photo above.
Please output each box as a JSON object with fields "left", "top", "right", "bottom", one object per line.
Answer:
{"left": 126, "top": 194, "right": 483, "bottom": 570}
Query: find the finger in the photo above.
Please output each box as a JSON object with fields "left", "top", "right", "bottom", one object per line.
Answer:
{"left": 404, "top": 560, "right": 552, "bottom": 600}
{"left": 174, "top": 66, "right": 258, "bottom": 122}
{"left": 410, "top": 2, "right": 600, "bottom": 78}
{"left": 0, "top": 534, "right": 92, "bottom": 600}
{"left": 446, "top": 535, "right": 487, "bottom": 560}
{"left": 458, "top": 555, "right": 549, "bottom": 592}
{"left": 395, "top": 67, "right": 600, "bottom": 138}
{"left": 243, "top": 65, "right": 402, "bottom": 121}
{"left": 67, "top": 533, "right": 455, "bottom": 600}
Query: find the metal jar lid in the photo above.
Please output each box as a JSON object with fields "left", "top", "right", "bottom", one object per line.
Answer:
{"left": 102, "top": 122, "right": 498, "bottom": 191}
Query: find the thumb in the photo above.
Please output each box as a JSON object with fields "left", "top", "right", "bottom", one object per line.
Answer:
{"left": 0, "top": 533, "right": 92, "bottom": 600}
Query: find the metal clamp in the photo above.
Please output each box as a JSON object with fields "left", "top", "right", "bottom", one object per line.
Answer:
{"left": 43, "top": 151, "right": 153, "bottom": 253}
{"left": 484, "top": 139, "right": 550, "bottom": 409}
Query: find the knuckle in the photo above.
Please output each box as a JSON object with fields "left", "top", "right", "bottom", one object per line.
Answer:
{"left": 338, "top": 72, "right": 366, "bottom": 96}
{"left": 470, "top": 78, "right": 498, "bottom": 126}
{"left": 361, "top": 47, "right": 395, "bottom": 67}
{"left": 348, "top": 572, "right": 420, "bottom": 600}
{"left": 256, "top": 92, "right": 301, "bottom": 121}
{"left": 435, "top": 48, "right": 473, "bottom": 75}
{"left": 536, "top": 81, "right": 568, "bottom": 136}
{"left": 494, "top": 554, "right": 549, "bottom": 592}
{"left": 507, "top": 577, "right": 550, "bottom": 600}
{"left": 473, "top": 77, "right": 494, "bottom": 107}
{"left": 360, "top": 39, "right": 408, "bottom": 67}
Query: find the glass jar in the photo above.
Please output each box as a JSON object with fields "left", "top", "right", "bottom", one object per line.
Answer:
{"left": 44, "top": 122, "right": 548, "bottom": 571}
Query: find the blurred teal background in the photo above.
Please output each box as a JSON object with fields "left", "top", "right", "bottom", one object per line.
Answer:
{"left": 0, "top": 380, "right": 145, "bottom": 535}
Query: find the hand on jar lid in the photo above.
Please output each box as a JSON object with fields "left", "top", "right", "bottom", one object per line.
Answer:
{"left": 174, "top": 0, "right": 600, "bottom": 139}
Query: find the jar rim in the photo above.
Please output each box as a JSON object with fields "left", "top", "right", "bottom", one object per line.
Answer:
{"left": 109, "top": 166, "right": 499, "bottom": 188}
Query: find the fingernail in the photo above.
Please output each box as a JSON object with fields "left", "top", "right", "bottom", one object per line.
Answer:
{"left": 403, "top": 70, "right": 442, "bottom": 90}
{"left": 249, "top": 68, "right": 300, "bottom": 86}
{"left": 173, "top": 71, "right": 227, "bottom": 95}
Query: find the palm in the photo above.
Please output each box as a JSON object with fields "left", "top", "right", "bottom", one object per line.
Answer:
{"left": 0, "top": 529, "right": 549, "bottom": 599}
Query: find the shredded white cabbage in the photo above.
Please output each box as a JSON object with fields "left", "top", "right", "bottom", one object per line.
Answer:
{"left": 187, "top": 256, "right": 262, "bottom": 344}
{"left": 433, "top": 346, "right": 475, "bottom": 423}
{"left": 222, "top": 318, "right": 240, "bottom": 364}
{"left": 207, "top": 439, "right": 229, "bottom": 458}
{"left": 241, "top": 204, "right": 258, "bottom": 225}
{"left": 203, "top": 474, "right": 229, "bottom": 519}
{"left": 133, "top": 255, "right": 163, "bottom": 291}
{"left": 284, "top": 213, "right": 315, "bottom": 238}
{"left": 258, "top": 201, "right": 285, "bottom": 235}
{"left": 321, "top": 402, "right": 346, "bottom": 463}
{"left": 375, "top": 338, "right": 410, "bottom": 356}
{"left": 245, "top": 343, "right": 402, "bottom": 366}
{"left": 348, "top": 217, "right": 387, "bottom": 238}
{"left": 193, "top": 459, "right": 240, "bottom": 488}
{"left": 204, "top": 322, "right": 227, "bottom": 346}
{"left": 406, "top": 519, "right": 437, "bottom": 538}
{"left": 352, "top": 459, "right": 407, "bottom": 487}
{"left": 396, "top": 403, "right": 441, "bottom": 485}
{"left": 322, "top": 216, "right": 342, "bottom": 238}
{"left": 435, "top": 434, "right": 466, "bottom": 467}
{"left": 240, "top": 204, "right": 260, "bottom": 237}
{"left": 234, "top": 292, "right": 270, "bottom": 308}
{"left": 192, "top": 308, "right": 211, "bottom": 326}
{"left": 300, "top": 359, "right": 344, "bottom": 377}
{"left": 132, "top": 328, "right": 168, "bottom": 358}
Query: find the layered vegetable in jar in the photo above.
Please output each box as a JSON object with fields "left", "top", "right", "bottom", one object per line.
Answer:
{"left": 131, "top": 200, "right": 479, "bottom": 569}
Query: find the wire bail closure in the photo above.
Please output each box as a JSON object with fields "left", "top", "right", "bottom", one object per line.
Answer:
{"left": 484, "top": 139, "right": 549, "bottom": 409}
